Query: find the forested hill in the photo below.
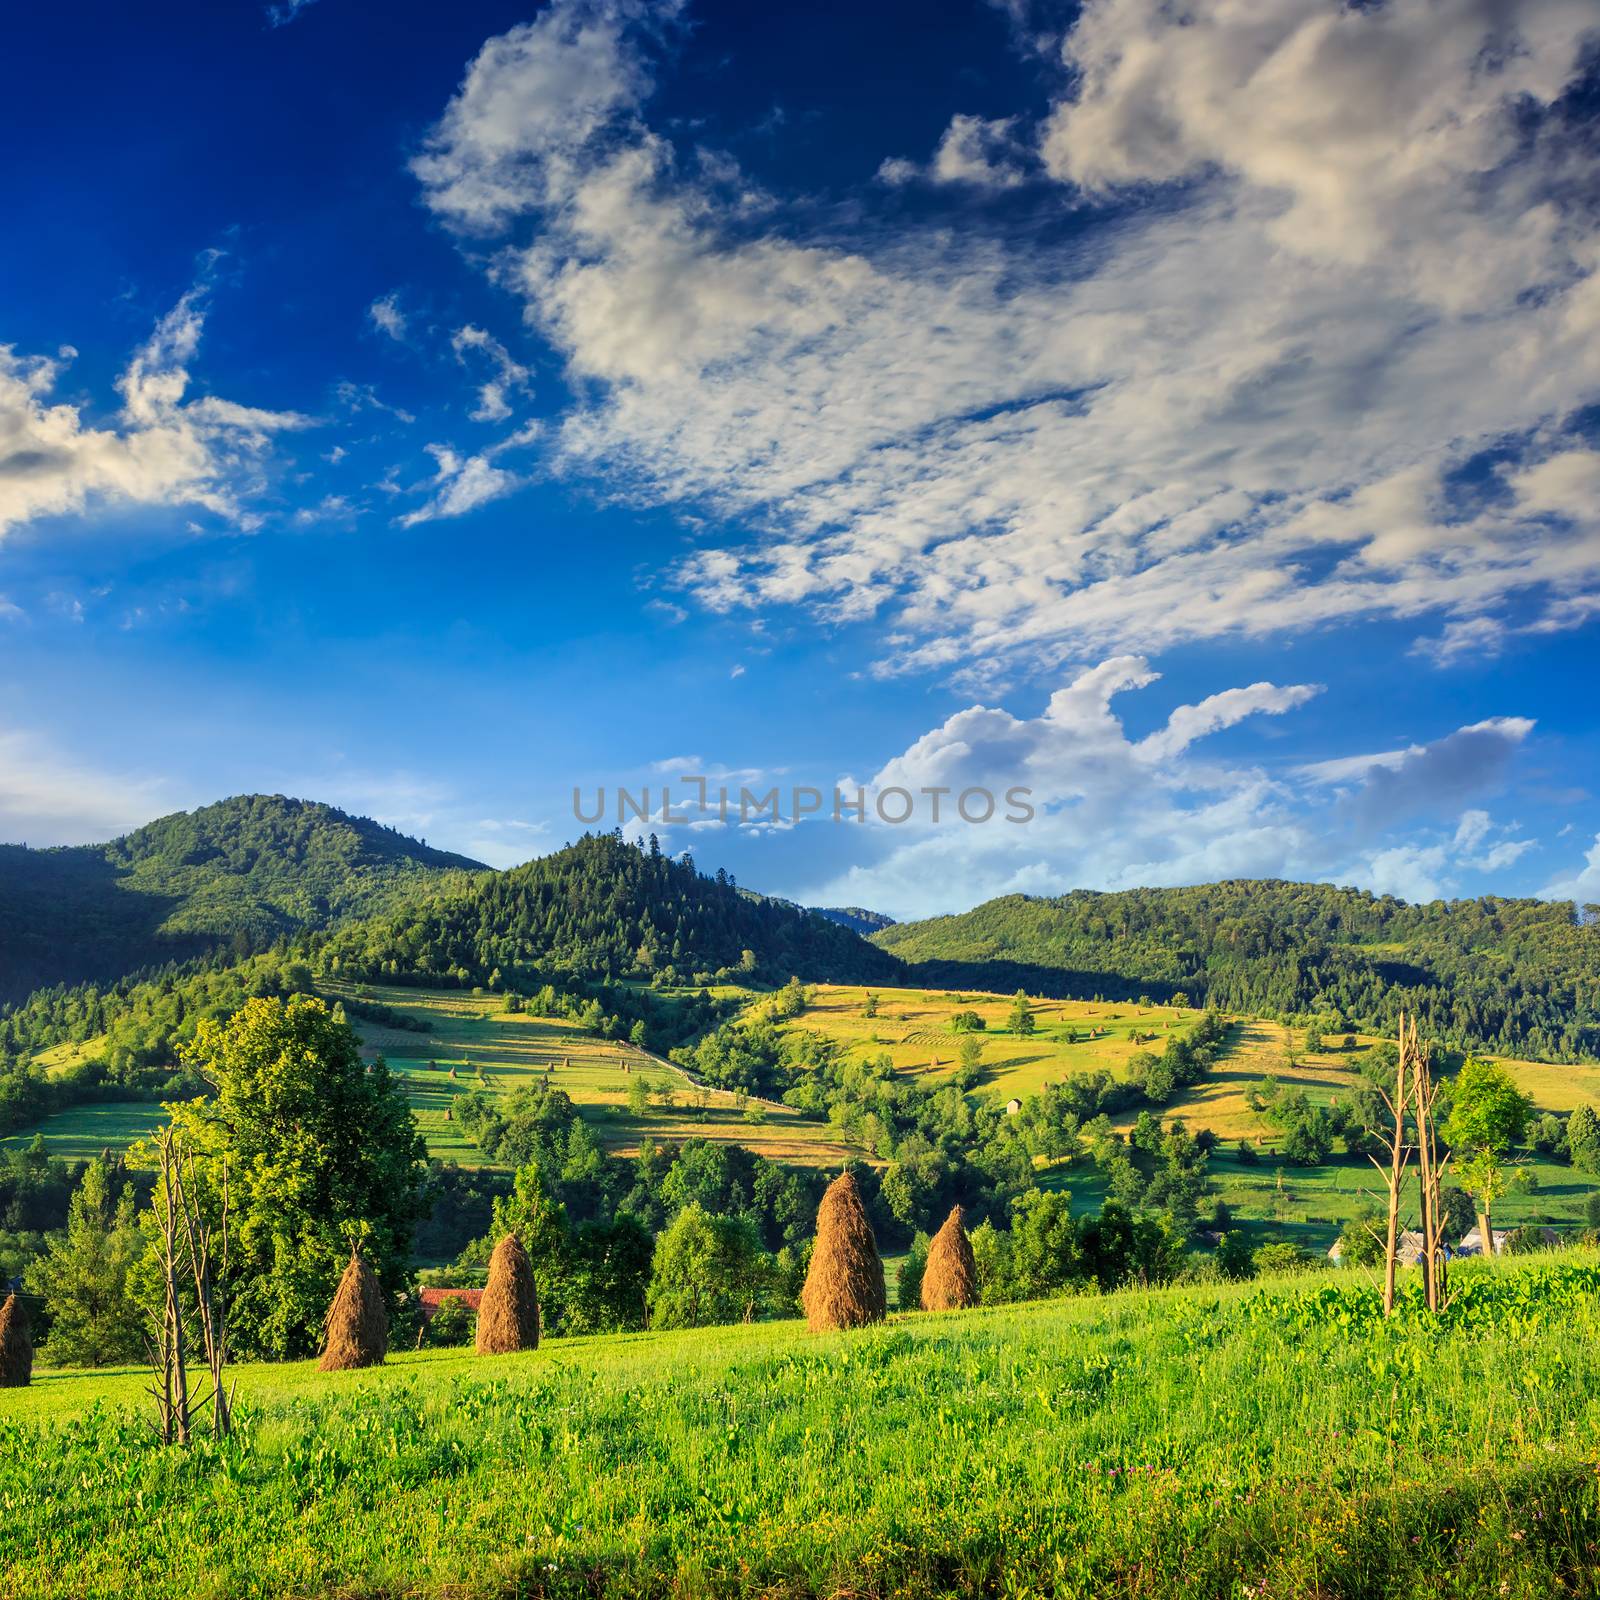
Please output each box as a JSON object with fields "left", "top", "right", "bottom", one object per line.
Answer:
{"left": 0, "top": 795, "right": 486, "bottom": 1004}
{"left": 316, "top": 833, "right": 903, "bottom": 990}
{"left": 873, "top": 881, "right": 1600, "bottom": 1061}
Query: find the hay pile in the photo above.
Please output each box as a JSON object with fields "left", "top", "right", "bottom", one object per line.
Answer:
{"left": 921, "top": 1205, "right": 978, "bottom": 1311}
{"left": 318, "top": 1249, "right": 388, "bottom": 1371}
{"left": 476, "top": 1234, "right": 540, "bottom": 1354}
{"left": 801, "top": 1172, "right": 886, "bottom": 1332}
{"left": 0, "top": 1293, "right": 32, "bottom": 1388}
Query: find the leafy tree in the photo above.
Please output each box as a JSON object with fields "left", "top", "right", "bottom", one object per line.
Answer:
{"left": 1215, "top": 1230, "right": 1255, "bottom": 1280}
{"left": 1336, "top": 1206, "right": 1384, "bottom": 1267}
{"left": 897, "top": 1232, "right": 929, "bottom": 1311}
{"left": 1007, "top": 1191, "right": 1081, "bottom": 1300}
{"left": 1445, "top": 1057, "right": 1533, "bottom": 1252}
{"left": 1008, "top": 991, "right": 1036, "bottom": 1037}
{"left": 1584, "top": 1190, "right": 1600, "bottom": 1233}
{"left": 626, "top": 1076, "right": 653, "bottom": 1118}
{"left": 949, "top": 1010, "right": 985, "bottom": 1033}
{"left": 863, "top": 993, "right": 878, "bottom": 1018}
{"left": 1567, "top": 1104, "right": 1600, "bottom": 1173}
{"left": 647, "top": 1203, "right": 771, "bottom": 1328}
{"left": 1252, "top": 1240, "right": 1309, "bottom": 1274}
{"left": 173, "top": 995, "right": 427, "bottom": 1360}
{"left": 26, "top": 1158, "right": 145, "bottom": 1366}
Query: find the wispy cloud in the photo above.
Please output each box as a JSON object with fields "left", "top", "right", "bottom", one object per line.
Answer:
{"left": 412, "top": 0, "right": 1600, "bottom": 685}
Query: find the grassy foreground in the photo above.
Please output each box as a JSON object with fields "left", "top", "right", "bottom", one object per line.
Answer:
{"left": 5, "top": 1257, "right": 1600, "bottom": 1600}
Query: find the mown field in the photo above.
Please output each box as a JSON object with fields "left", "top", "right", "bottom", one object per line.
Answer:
{"left": 340, "top": 985, "right": 859, "bottom": 1170}
{"left": 10, "top": 982, "right": 1600, "bottom": 1250}
{"left": 5, "top": 1255, "right": 1600, "bottom": 1600}
{"left": 763, "top": 982, "right": 1199, "bottom": 1101}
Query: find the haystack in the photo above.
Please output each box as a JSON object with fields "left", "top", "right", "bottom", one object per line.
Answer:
{"left": 318, "top": 1249, "right": 388, "bottom": 1371}
{"left": 921, "top": 1205, "right": 978, "bottom": 1311}
{"left": 801, "top": 1171, "right": 886, "bottom": 1332}
{"left": 475, "top": 1234, "right": 540, "bottom": 1354}
{"left": 0, "top": 1293, "right": 32, "bottom": 1388}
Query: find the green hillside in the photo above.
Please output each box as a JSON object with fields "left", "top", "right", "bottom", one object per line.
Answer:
{"left": 316, "top": 832, "right": 902, "bottom": 992}
{"left": 875, "top": 881, "right": 1600, "bottom": 1060}
{"left": 0, "top": 795, "right": 486, "bottom": 1003}
{"left": 6, "top": 1258, "right": 1600, "bottom": 1600}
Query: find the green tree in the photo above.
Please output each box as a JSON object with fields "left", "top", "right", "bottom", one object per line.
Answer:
{"left": 1445, "top": 1057, "right": 1533, "bottom": 1254}
{"left": 647, "top": 1203, "right": 771, "bottom": 1328}
{"left": 27, "top": 1158, "right": 145, "bottom": 1366}
{"left": 1215, "top": 1230, "right": 1255, "bottom": 1281}
{"left": 1008, "top": 991, "right": 1036, "bottom": 1037}
{"left": 175, "top": 995, "right": 427, "bottom": 1359}
{"left": 626, "top": 1075, "right": 653, "bottom": 1118}
{"left": 897, "top": 1232, "right": 929, "bottom": 1311}
{"left": 1567, "top": 1103, "right": 1600, "bottom": 1173}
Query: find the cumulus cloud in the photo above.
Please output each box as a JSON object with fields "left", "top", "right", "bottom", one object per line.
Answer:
{"left": 1542, "top": 833, "right": 1600, "bottom": 904}
{"left": 411, "top": 0, "right": 1600, "bottom": 682}
{"left": 787, "top": 665, "right": 1540, "bottom": 916}
{"left": 0, "top": 294, "right": 310, "bottom": 540}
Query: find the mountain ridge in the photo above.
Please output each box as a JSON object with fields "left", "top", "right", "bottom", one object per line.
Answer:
{"left": 0, "top": 794, "right": 487, "bottom": 1004}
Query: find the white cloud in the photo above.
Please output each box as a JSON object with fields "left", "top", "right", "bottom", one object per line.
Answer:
{"left": 369, "top": 292, "right": 408, "bottom": 341}
{"left": 881, "top": 114, "right": 1031, "bottom": 190}
{"left": 266, "top": 0, "right": 319, "bottom": 24}
{"left": 0, "top": 728, "right": 182, "bottom": 845}
{"left": 785, "top": 665, "right": 1541, "bottom": 916}
{"left": 451, "top": 325, "right": 532, "bottom": 422}
{"left": 1542, "top": 833, "right": 1600, "bottom": 904}
{"left": 0, "top": 294, "right": 310, "bottom": 540}
{"left": 397, "top": 443, "right": 523, "bottom": 526}
{"left": 412, "top": 0, "right": 1600, "bottom": 683}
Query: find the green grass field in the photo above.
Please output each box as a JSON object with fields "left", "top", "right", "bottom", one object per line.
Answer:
{"left": 11, "top": 984, "right": 1600, "bottom": 1253}
{"left": 337, "top": 985, "right": 860, "bottom": 1170}
{"left": 5, "top": 1255, "right": 1600, "bottom": 1599}
{"left": 766, "top": 981, "right": 1199, "bottom": 1101}
{"left": 0, "top": 1099, "right": 166, "bottom": 1161}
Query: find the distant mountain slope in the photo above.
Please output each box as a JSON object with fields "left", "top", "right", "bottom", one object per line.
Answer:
{"left": 809, "top": 906, "right": 897, "bottom": 935}
{"left": 319, "top": 833, "right": 903, "bottom": 989}
{"left": 873, "top": 881, "right": 1600, "bottom": 1061}
{"left": 0, "top": 795, "right": 486, "bottom": 1003}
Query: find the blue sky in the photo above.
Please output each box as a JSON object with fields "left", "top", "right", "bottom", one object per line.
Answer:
{"left": 2, "top": 0, "right": 1598, "bottom": 918}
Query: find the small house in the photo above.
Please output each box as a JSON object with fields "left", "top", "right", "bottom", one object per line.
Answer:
{"left": 1458, "top": 1227, "right": 1510, "bottom": 1257}
{"left": 1004, "top": 1097, "right": 1023, "bottom": 1116}
{"left": 418, "top": 1287, "right": 483, "bottom": 1323}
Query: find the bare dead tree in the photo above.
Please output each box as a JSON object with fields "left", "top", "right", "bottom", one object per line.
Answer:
{"left": 175, "top": 1141, "right": 234, "bottom": 1440}
{"left": 1408, "top": 1020, "right": 1452, "bottom": 1313}
{"left": 1369, "top": 1011, "right": 1414, "bottom": 1317}
{"left": 144, "top": 1125, "right": 234, "bottom": 1444}
{"left": 145, "top": 1127, "right": 192, "bottom": 1445}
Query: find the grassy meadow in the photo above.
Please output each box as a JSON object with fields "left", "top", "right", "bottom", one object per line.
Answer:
{"left": 5, "top": 1254, "right": 1600, "bottom": 1599}
{"left": 341, "top": 985, "right": 858, "bottom": 1170}
{"left": 10, "top": 980, "right": 1600, "bottom": 1252}
{"left": 763, "top": 981, "right": 1200, "bottom": 1101}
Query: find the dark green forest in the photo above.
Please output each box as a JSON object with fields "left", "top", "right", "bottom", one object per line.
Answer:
{"left": 313, "top": 832, "right": 903, "bottom": 993}
{"left": 875, "top": 881, "right": 1600, "bottom": 1061}
{"left": 0, "top": 794, "right": 486, "bottom": 1004}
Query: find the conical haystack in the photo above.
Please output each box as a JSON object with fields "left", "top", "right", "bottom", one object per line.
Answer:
{"left": 475, "top": 1234, "right": 540, "bottom": 1354}
{"left": 319, "top": 1249, "right": 388, "bottom": 1371}
{"left": 921, "top": 1205, "right": 978, "bottom": 1311}
{"left": 0, "top": 1293, "right": 32, "bottom": 1388}
{"left": 801, "top": 1171, "right": 886, "bottom": 1332}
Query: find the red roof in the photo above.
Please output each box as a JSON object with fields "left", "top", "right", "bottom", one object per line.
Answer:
{"left": 419, "top": 1287, "right": 482, "bottom": 1314}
